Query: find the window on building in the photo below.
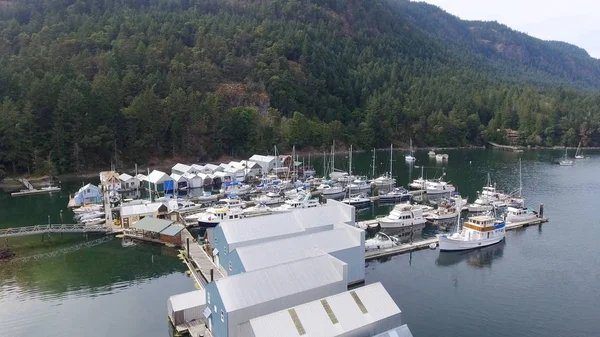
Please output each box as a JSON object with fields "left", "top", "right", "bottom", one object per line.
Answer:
{"left": 221, "top": 310, "right": 224, "bottom": 322}
{"left": 229, "top": 262, "right": 232, "bottom": 271}
{"left": 207, "top": 292, "right": 211, "bottom": 304}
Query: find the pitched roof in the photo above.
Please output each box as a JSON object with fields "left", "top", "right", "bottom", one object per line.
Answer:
{"left": 146, "top": 170, "right": 171, "bottom": 184}
{"left": 249, "top": 155, "right": 277, "bottom": 163}
{"left": 234, "top": 227, "right": 360, "bottom": 272}
{"left": 119, "top": 173, "right": 134, "bottom": 181}
{"left": 215, "top": 255, "right": 346, "bottom": 312}
{"left": 130, "top": 217, "right": 174, "bottom": 233}
{"left": 203, "top": 163, "right": 220, "bottom": 171}
{"left": 169, "top": 290, "right": 206, "bottom": 312}
{"left": 160, "top": 224, "right": 185, "bottom": 236}
{"left": 246, "top": 282, "right": 401, "bottom": 337}
{"left": 172, "top": 163, "right": 191, "bottom": 173}
{"left": 183, "top": 172, "right": 201, "bottom": 180}
{"left": 190, "top": 164, "right": 205, "bottom": 171}
{"left": 170, "top": 173, "right": 187, "bottom": 182}
{"left": 77, "top": 183, "right": 100, "bottom": 193}
{"left": 135, "top": 174, "right": 147, "bottom": 181}
{"left": 120, "top": 202, "right": 166, "bottom": 216}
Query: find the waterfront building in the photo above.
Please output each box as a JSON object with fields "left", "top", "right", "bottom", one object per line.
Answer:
{"left": 184, "top": 172, "right": 204, "bottom": 189}
{"left": 168, "top": 290, "right": 206, "bottom": 327}
{"left": 144, "top": 170, "right": 175, "bottom": 192}
{"left": 124, "top": 217, "right": 184, "bottom": 246}
{"left": 238, "top": 282, "right": 402, "bottom": 337}
{"left": 170, "top": 173, "right": 188, "bottom": 191}
{"left": 249, "top": 155, "right": 278, "bottom": 173}
{"left": 228, "top": 226, "right": 365, "bottom": 285}
{"left": 119, "top": 202, "right": 168, "bottom": 228}
{"left": 72, "top": 183, "right": 102, "bottom": 206}
{"left": 118, "top": 173, "right": 140, "bottom": 191}
{"left": 205, "top": 254, "right": 348, "bottom": 337}
{"left": 171, "top": 163, "right": 192, "bottom": 176}
{"left": 100, "top": 171, "right": 121, "bottom": 192}
{"left": 210, "top": 200, "right": 355, "bottom": 271}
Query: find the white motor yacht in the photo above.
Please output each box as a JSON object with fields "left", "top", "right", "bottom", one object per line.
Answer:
{"left": 271, "top": 192, "right": 320, "bottom": 213}
{"left": 341, "top": 193, "right": 372, "bottom": 208}
{"left": 251, "top": 192, "right": 286, "bottom": 205}
{"left": 174, "top": 200, "right": 203, "bottom": 212}
{"left": 365, "top": 232, "right": 399, "bottom": 251}
{"left": 215, "top": 196, "right": 245, "bottom": 209}
{"left": 73, "top": 205, "right": 103, "bottom": 214}
{"left": 197, "top": 206, "right": 245, "bottom": 227}
{"left": 426, "top": 180, "right": 455, "bottom": 195}
{"left": 242, "top": 203, "right": 272, "bottom": 217}
{"left": 316, "top": 183, "right": 345, "bottom": 196}
{"left": 379, "top": 187, "right": 411, "bottom": 203}
{"left": 428, "top": 150, "right": 436, "bottom": 157}
{"left": 467, "top": 194, "right": 494, "bottom": 212}
{"left": 438, "top": 215, "right": 505, "bottom": 251}
{"left": 80, "top": 217, "right": 106, "bottom": 226}
{"left": 377, "top": 203, "right": 426, "bottom": 230}
{"left": 505, "top": 207, "right": 537, "bottom": 223}
{"left": 347, "top": 176, "right": 371, "bottom": 193}
{"left": 76, "top": 211, "right": 105, "bottom": 221}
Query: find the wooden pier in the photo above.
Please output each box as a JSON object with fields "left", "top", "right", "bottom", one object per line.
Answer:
{"left": 180, "top": 229, "right": 224, "bottom": 288}
{"left": 488, "top": 141, "right": 524, "bottom": 152}
{"left": 0, "top": 224, "right": 113, "bottom": 238}
{"left": 365, "top": 217, "right": 549, "bottom": 260}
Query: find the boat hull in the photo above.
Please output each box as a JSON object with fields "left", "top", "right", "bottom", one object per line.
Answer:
{"left": 467, "top": 204, "right": 493, "bottom": 212}
{"left": 379, "top": 195, "right": 411, "bottom": 203}
{"left": 438, "top": 235, "right": 505, "bottom": 251}
{"left": 197, "top": 220, "right": 219, "bottom": 228}
{"left": 506, "top": 214, "right": 538, "bottom": 223}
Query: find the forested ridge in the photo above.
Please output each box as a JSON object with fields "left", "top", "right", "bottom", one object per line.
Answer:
{"left": 1, "top": 0, "right": 600, "bottom": 175}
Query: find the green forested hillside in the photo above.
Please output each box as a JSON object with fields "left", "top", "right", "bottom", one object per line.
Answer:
{"left": 1, "top": 0, "right": 600, "bottom": 174}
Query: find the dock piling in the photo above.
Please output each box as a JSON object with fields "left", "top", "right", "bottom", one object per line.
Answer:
{"left": 539, "top": 203, "right": 544, "bottom": 218}
{"left": 186, "top": 238, "right": 190, "bottom": 258}
{"left": 210, "top": 269, "right": 214, "bottom": 282}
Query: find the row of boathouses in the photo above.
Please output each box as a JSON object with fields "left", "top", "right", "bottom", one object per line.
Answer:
{"left": 168, "top": 200, "right": 413, "bottom": 337}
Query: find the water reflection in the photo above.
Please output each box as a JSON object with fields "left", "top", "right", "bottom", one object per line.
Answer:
{"left": 435, "top": 239, "right": 506, "bottom": 268}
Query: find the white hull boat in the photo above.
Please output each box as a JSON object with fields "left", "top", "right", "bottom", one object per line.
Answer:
{"left": 575, "top": 142, "right": 585, "bottom": 159}
{"left": 76, "top": 211, "right": 105, "bottom": 221}
{"left": 342, "top": 194, "right": 372, "bottom": 207}
{"left": 505, "top": 207, "right": 537, "bottom": 223}
{"left": 242, "top": 204, "right": 272, "bottom": 217}
{"left": 426, "top": 181, "right": 455, "bottom": 195}
{"left": 559, "top": 148, "right": 573, "bottom": 166}
{"left": 271, "top": 192, "right": 320, "bottom": 212}
{"left": 73, "top": 205, "right": 103, "bottom": 214}
{"left": 365, "top": 232, "right": 399, "bottom": 251}
{"left": 438, "top": 215, "right": 505, "bottom": 251}
{"left": 378, "top": 203, "right": 426, "bottom": 229}
{"left": 379, "top": 187, "right": 411, "bottom": 203}
{"left": 80, "top": 218, "right": 106, "bottom": 226}
{"left": 317, "top": 184, "right": 345, "bottom": 196}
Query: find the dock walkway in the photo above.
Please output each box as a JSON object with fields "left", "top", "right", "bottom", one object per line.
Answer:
{"left": 365, "top": 217, "right": 548, "bottom": 260}
{"left": 181, "top": 229, "right": 224, "bottom": 288}
{"left": 0, "top": 224, "right": 113, "bottom": 238}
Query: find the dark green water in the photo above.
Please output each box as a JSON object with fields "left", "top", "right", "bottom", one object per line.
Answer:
{"left": 1, "top": 149, "right": 599, "bottom": 337}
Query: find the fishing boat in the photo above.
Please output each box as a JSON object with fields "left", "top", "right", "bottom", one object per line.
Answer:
{"left": 377, "top": 203, "right": 426, "bottom": 231}
{"left": 505, "top": 207, "right": 537, "bottom": 223}
{"left": 373, "top": 144, "right": 397, "bottom": 187}
{"left": 405, "top": 139, "right": 416, "bottom": 162}
{"left": 341, "top": 193, "right": 372, "bottom": 208}
{"left": 575, "top": 142, "right": 585, "bottom": 159}
{"left": 271, "top": 192, "right": 320, "bottom": 212}
{"left": 365, "top": 232, "right": 399, "bottom": 251}
{"left": 428, "top": 150, "right": 436, "bottom": 157}
{"left": 559, "top": 148, "right": 573, "bottom": 166}
{"left": 426, "top": 199, "right": 460, "bottom": 222}
{"left": 437, "top": 215, "right": 505, "bottom": 251}
{"left": 378, "top": 187, "right": 411, "bottom": 203}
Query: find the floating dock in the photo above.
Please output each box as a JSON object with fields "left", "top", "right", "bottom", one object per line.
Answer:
{"left": 11, "top": 187, "right": 61, "bottom": 197}
{"left": 180, "top": 228, "right": 224, "bottom": 288}
{"left": 365, "top": 217, "right": 548, "bottom": 261}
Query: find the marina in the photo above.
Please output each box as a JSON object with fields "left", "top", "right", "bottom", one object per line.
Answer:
{"left": 0, "top": 148, "right": 597, "bottom": 337}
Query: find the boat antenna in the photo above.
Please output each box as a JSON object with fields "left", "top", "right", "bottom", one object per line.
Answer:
{"left": 519, "top": 158, "right": 522, "bottom": 198}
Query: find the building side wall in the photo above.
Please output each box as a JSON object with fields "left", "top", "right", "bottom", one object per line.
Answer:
{"left": 206, "top": 283, "right": 228, "bottom": 337}
{"left": 330, "top": 246, "right": 364, "bottom": 284}
{"left": 338, "top": 312, "right": 403, "bottom": 337}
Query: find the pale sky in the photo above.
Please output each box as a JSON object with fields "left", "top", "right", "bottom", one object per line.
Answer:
{"left": 416, "top": 0, "right": 600, "bottom": 59}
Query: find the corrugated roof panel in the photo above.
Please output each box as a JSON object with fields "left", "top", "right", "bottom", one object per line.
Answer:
{"left": 120, "top": 202, "right": 165, "bottom": 216}
{"left": 160, "top": 224, "right": 185, "bottom": 236}
{"left": 169, "top": 290, "right": 206, "bottom": 312}
{"left": 215, "top": 255, "right": 345, "bottom": 312}
{"left": 247, "top": 282, "right": 401, "bottom": 337}
{"left": 235, "top": 227, "right": 360, "bottom": 272}
{"left": 172, "top": 163, "right": 191, "bottom": 173}
{"left": 130, "top": 217, "right": 174, "bottom": 233}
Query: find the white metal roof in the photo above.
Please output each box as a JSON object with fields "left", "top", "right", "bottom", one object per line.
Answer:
{"left": 169, "top": 290, "right": 206, "bottom": 312}
{"left": 172, "top": 163, "right": 191, "bottom": 173}
{"left": 120, "top": 202, "right": 165, "bottom": 216}
{"left": 240, "top": 160, "right": 260, "bottom": 169}
{"left": 170, "top": 173, "right": 187, "bottom": 182}
{"left": 249, "top": 155, "right": 277, "bottom": 163}
{"left": 215, "top": 255, "right": 346, "bottom": 312}
{"left": 183, "top": 172, "right": 200, "bottom": 180}
{"left": 190, "top": 164, "right": 205, "bottom": 171}
{"left": 220, "top": 206, "right": 341, "bottom": 245}
{"left": 246, "top": 282, "right": 401, "bottom": 337}
{"left": 145, "top": 170, "right": 171, "bottom": 184}
{"left": 213, "top": 171, "right": 232, "bottom": 178}
{"left": 235, "top": 227, "right": 360, "bottom": 272}
{"left": 203, "top": 163, "right": 220, "bottom": 171}
{"left": 77, "top": 183, "right": 99, "bottom": 193}
{"left": 372, "top": 325, "right": 414, "bottom": 337}
{"left": 118, "top": 173, "right": 134, "bottom": 182}
{"left": 135, "top": 174, "right": 147, "bottom": 181}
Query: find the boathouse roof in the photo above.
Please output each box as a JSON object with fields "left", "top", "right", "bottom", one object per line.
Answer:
{"left": 215, "top": 254, "right": 346, "bottom": 312}
{"left": 234, "top": 227, "right": 360, "bottom": 273}
{"left": 172, "top": 163, "right": 191, "bottom": 173}
{"left": 240, "top": 282, "right": 402, "bottom": 337}
{"left": 120, "top": 202, "right": 167, "bottom": 217}
{"left": 118, "top": 173, "right": 134, "bottom": 181}
{"left": 160, "top": 224, "right": 185, "bottom": 236}
{"left": 130, "top": 217, "right": 175, "bottom": 233}
{"left": 373, "top": 324, "right": 414, "bottom": 337}
{"left": 145, "top": 170, "right": 171, "bottom": 184}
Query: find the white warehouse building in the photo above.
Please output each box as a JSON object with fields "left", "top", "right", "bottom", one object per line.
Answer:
{"left": 204, "top": 254, "right": 348, "bottom": 337}
{"left": 228, "top": 226, "right": 365, "bottom": 285}
{"left": 238, "top": 282, "right": 403, "bottom": 337}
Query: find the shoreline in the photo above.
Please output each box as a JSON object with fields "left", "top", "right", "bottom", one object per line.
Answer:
{"left": 1, "top": 146, "right": 596, "bottom": 189}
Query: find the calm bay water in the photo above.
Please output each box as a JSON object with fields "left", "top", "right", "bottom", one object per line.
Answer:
{"left": 1, "top": 149, "right": 599, "bottom": 337}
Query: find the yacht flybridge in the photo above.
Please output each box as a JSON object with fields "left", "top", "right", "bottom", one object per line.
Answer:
{"left": 438, "top": 215, "right": 505, "bottom": 251}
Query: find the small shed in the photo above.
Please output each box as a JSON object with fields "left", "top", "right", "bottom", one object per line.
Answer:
{"left": 204, "top": 163, "right": 222, "bottom": 173}
{"left": 249, "top": 155, "right": 278, "bottom": 173}
{"left": 170, "top": 173, "right": 188, "bottom": 191}
{"left": 126, "top": 217, "right": 183, "bottom": 245}
{"left": 240, "top": 160, "right": 262, "bottom": 178}
{"left": 73, "top": 183, "right": 102, "bottom": 206}
{"left": 100, "top": 171, "right": 121, "bottom": 192}
{"left": 224, "top": 167, "right": 245, "bottom": 182}
{"left": 120, "top": 202, "right": 168, "bottom": 228}
{"left": 172, "top": 163, "right": 192, "bottom": 176}
{"left": 159, "top": 224, "right": 185, "bottom": 246}
{"left": 213, "top": 171, "right": 233, "bottom": 184}
{"left": 168, "top": 290, "right": 206, "bottom": 327}
{"left": 145, "top": 170, "right": 175, "bottom": 192}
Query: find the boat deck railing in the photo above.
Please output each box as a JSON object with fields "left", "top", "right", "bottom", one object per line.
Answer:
{"left": 0, "top": 224, "right": 112, "bottom": 238}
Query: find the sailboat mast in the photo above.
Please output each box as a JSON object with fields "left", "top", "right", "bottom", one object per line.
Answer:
{"left": 519, "top": 158, "right": 522, "bottom": 198}
{"left": 349, "top": 145, "right": 353, "bottom": 177}
{"left": 323, "top": 151, "right": 326, "bottom": 178}
{"left": 332, "top": 141, "right": 335, "bottom": 174}
{"left": 372, "top": 148, "right": 376, "bottom": 178}
{"left": 389, "top": 144, "right": 393, "bottom": 177}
